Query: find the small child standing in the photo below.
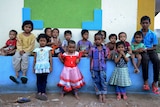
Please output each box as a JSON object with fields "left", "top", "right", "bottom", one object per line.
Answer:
{"left": 89, "top": 33, "right": 109, "bottom": 103}
{"left": 62, "top": 30, "right": 72, "bottom": 52}
{"left": 106, "top": 34, "right": 117, "bottom": 60}
{"left": 118, "top": 32, "right": 139, "bottom": 73}
{"left": 131, "top": 31, "right": 146, "bottom": 73}
{"left": 0, "top": 30, "right": 17, "bottom": 56}
{"left": 10, "top": 20, "right": 36, "bottom": 84}
{"left": 77, "top": 29, "right": 92, "bottom": 57}
{"left": 109, "top": 41, "right": 131, "bottom": 100}
{"left": 58, "top": 40, "right": 85, "bottom": 99}
{"left": 33, "top": 34, "right": 52, "bottom": 101}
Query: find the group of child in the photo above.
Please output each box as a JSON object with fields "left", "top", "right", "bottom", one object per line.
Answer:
{"left": 0, "top": 15, "right": 159, "bottom": 102}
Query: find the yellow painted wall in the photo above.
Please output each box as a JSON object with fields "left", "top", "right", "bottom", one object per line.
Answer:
{"left": 137, "top": 0, "right": 155, "bottom": 30}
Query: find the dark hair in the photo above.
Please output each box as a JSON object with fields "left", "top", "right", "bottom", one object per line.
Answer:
{"left": 22, "top": 20, "right": 33, "bottom": 31}
{"left": 98, "top": 30, "right": 107, "bottom": 39}
{"left": 52, "top": 28, "right": 59, "bottom": 33}
{"left": 134, "top": 31, "right": 143, "bottom": 38}
{"left": 116, "top": 41, "right": 125, "bottom": 49}
{"left": 140, "top": 16, "right": 151, "bottom": 23}
{"left": 109, "top": 34, "right": 117, "bottom": 40}
{"left": 94, "top": 32, "right": 103, "bottom": 40}
{"left": 118, "top": 32, "right": 127, "bottom": 38}
{"left": 64, "top": 30, "right": 72, "bottom": 35}
{"left": 37, "top": 33, "right": 49, "bottom": 43}
{"left": 68, "top": 40, "right": 76, "bottom": 45}
{"left": 81, "top": 29, "right": 88, "bottom": 36}
{"left": 44, "top": 27, "right": 52, "bottom": 34}
{"left": 10, "top": 30, "right": 17, "bottom": 35}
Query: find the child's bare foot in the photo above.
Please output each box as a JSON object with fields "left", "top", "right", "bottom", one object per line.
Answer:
{"left": 102, "top": 94, "right": 106, "bottom": 103}
{"left": 60, "top": 92, "right": 64, "bottom": 98}
{"left": 74, "top": 93, "right": 80, "bottom": 100}
{"left": 98, "top": 94, "right": 103, "bottom": 103}
{"left": 117, "top": 93, "right": 121, "bottom": 100}
{"left": 123, "top": 94, "right": 127, "bottom": 100}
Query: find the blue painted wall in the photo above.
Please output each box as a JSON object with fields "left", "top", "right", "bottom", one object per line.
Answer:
{"left": 0, "top": 56, "right": 154, "bottom": 94}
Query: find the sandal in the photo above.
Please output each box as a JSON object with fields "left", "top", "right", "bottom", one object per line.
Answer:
{"left": 143, "top": 84, "right": 150, "bottom": 91}
{"left": 9, "top": 76, "right": 19, "bottom": 84}
{"left": 152, "top": 83, "right": 160, "bottom": 94}
{"left": 21, "top": 76, "right": 28, "bottom": 84}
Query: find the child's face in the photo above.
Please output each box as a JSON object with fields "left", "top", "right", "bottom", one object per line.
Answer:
{"left": 68, "top": 43, "right": 76, "bottom": 53}
{"left": 134, "top": 35, "right": 143, "bottom": 43}
{"left": 9, "top": 31, "right": 16, "bottom": 40}
{"left": 52, "top": 30, "right": 59, "bottom": 38}
{"left": 119, "top": 33, "right": 126, "bottom": 42}
{"left": 82, "top": 32, "right": 89, "bottom": 40}
{"left": 39, "top": 38, "right": 47, "bottom": 47}
{"left": 117, "top": 44, "right": 125, "bottom": 52}
{"left": 23, "top": 24, "right": 32, "bottom": 33}
{"left": 101, "top": 32, "right": 106, "bottom": 40}
{"left": 110, "top": 36, "right": 117, "bottom": 43}
{"left": 140, "top": 20, "right": 150, "bottom": 30}
{"left": 65, "top": 33, "right": 72, "bottom": 41}
{"left": 95, "top": 35, "right": 102, "bottom": 46}
{"left": 46, "top": 29, "right": 52, "bottom": 37}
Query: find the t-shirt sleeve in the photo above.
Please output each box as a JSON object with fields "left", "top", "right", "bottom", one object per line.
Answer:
{"left": 152, "top": 33, "right": 158, "bottom": 45}
{"left": 131, "top": 44, "right": 135, "bottom": 50}
{"left": 33, "top": 48, "right": 38, "bottom": 53}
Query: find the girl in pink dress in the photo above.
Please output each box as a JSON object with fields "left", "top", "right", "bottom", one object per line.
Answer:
{"left": 58, "top": 40, "right": 85, "bottom": 99}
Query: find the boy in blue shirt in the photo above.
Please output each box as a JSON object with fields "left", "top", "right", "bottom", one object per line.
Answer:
{"left": 132, "top": 16, "right": 160, "bottom": 94}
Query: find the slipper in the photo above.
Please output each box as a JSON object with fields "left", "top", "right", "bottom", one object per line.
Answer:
{"left": 143, "top": 84, "right": 150, "bottom": 91}
{"left": 123, "top": 95, "right": 128, "bottom": 100}
{"left": 9, "top": 76, "right": 19, "bottom": 84}
{"left": 21, "top": 76, "right": 28, "bottom": 84}
{"left": 16, "top": 97, "right": 31, "bottom": 103}
{"left": 152, "top": 83, "right": 160, "bottom": 94}
{"left": 39, "top": 94, "right": 48, "bottom": 101}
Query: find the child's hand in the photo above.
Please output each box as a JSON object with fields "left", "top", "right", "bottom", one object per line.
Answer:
{"left": 33, "top": 68, "right": 35, "bottom": 73}
{"left": 50, "top": 67, "right": 53, "bottom": 72}
{"left": 20, "top": 50, "right": 25, "bottom": 55}
{"left": 76, "top": 58, "right": 80, "bottom": 64}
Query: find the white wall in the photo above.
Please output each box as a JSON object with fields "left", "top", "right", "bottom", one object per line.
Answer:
{"left": 102, "top": 0, "right": 137, "bottom": 42}
{"left": 0, "top": 0, "right": 138, "bottom": 47}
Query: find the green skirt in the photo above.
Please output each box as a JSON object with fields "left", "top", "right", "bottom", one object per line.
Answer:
{"left": 109, "top": 67, "right": 131, "bottom": 87}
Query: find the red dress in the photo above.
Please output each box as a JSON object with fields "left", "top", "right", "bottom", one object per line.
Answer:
{"left": 57, "top": 51, "right": 85, "bottom": 92}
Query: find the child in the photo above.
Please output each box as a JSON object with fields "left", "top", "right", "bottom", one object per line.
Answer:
{"left": 131, "top": 31, "right": 146, "bottom": 73}
{"left": 62, "top": 30, "right": 72, "bottom": 52}
{"left": 98, "top": 30, "right": 107, "bottom": 45}
{"left": 33, "top": 34, "right": 52, "bottom": 101}
{"left": 10, "top": 20, "right": 36, "bottom": 84}
{"left": 118, "top": 32, "right": 139, "bottom": 73}
{"left": 106, "top": 34, "right": 117, "bottom": 60}
{"left": 89, "top": 33, "right": 109, "bottom": 103}
{"left": 44, "top": 27, "right": 52, "bottom": 39}
{"left": 132, "top": 16, "right": 160, "bottom": 94}
{"left": 50, "top": 28, "right": 63, "bottom": 56}
{"left": 109, "top": 41, "right": 131, "bottom": 100}
{"left": 77, "top": 29, "right": 92, "bottom": 57}
{"left": 58, "top": 40, "right": 85, "bottom": 99}
{"left": 0, "top": 30, "right": 17, "bottom": 56}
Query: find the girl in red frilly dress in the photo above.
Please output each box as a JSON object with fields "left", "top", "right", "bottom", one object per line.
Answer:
{"left": 57, "top": 40, "right": 85, "bottom": 99}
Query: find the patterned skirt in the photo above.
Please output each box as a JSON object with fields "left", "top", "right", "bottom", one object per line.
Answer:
{"left": 109, "top": 67, "right": 131, "bottom": 87}
{"left": 57, "top": 66, "right": 85, "bottom": 92}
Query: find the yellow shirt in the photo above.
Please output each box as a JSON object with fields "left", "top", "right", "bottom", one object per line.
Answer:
{"left": 16, "top": 33, "right": 36, "bottom": 53}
